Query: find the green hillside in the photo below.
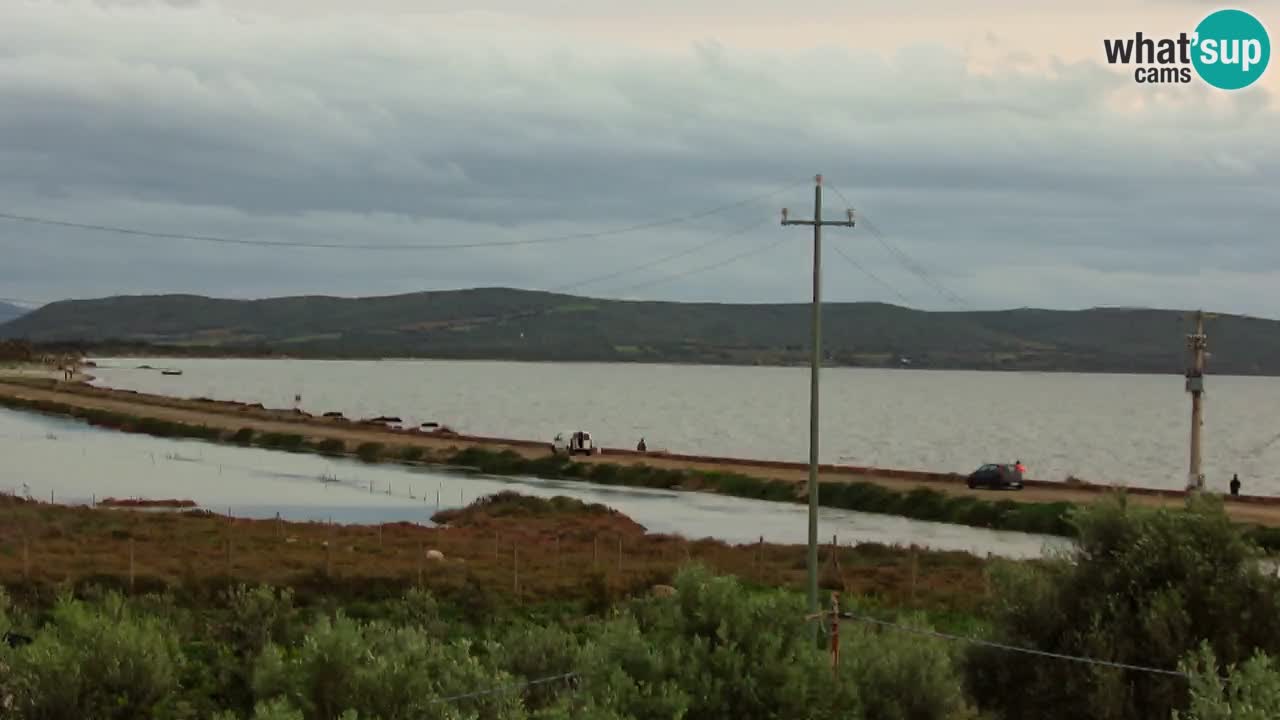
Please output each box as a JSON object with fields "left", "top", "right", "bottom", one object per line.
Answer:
{"left": 1, "top": 288, "right": 1275, "bottom": 374}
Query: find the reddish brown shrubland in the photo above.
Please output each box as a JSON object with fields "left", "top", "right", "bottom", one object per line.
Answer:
{"left": 0, "top": 492, "right": 991, "bottom": 612}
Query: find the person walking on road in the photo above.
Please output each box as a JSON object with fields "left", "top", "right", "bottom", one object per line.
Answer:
{"left": 1230, "top": 473, "right": 1241, "bottom": 497}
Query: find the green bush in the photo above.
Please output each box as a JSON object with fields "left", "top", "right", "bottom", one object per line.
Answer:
{"left": 397, "top": 446, "right": 424, "bottom": 462}
{"left": 966, "top": 494, "right": 1280, "bottom": 720}
{"left": 1, "top": 592, "right": 184, "bottom": 720}
{"left": 252, "top": 614, "right": 524, "bottom": 720}
{"left": 354, "top": 443, "right": 384, "bottom": 463}
{"left": 314, "top": 439, "right": 345, "bottom": 456}
{"left": 1176, "top": 643, "right": 1280, "bottom": 720}
{"left": 230, "top": 427, "right": 256, "bottom": 445}
{"left": 257, "top": 433, "right": 305, "bottom": 451}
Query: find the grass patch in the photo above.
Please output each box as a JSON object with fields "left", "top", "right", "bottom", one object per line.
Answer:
{"left": 256, "top": 432, "right": 305, "bottom": 451}
{"left": 355, "top": 442, "right": 385, "bottom": 463}
{"left": 314, "top": 438, "right": 346, "bottom": 456}
{"left": 398, "top": 446, "right": 425, "bottom": 462}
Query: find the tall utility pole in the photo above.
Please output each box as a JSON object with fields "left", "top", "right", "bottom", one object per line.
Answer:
{"left": 781, "top": 174, "right": 855, "bottom": 640}
{"left": 1185, "top": 310, "right": 1211, "bottom": 491}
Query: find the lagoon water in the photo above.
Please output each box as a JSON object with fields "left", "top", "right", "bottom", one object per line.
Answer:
{"left": 90, "top": 357, "right": 1280, "bottom": 495}
{"left": 0, "top": 407, "right": 1065, "bottom": 559}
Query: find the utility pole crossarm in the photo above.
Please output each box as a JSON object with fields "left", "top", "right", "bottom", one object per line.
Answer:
{"left": 781, "top": 208, "right": 856, "bottom": 227}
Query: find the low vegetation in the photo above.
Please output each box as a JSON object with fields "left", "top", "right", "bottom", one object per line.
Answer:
{"left": 4, "top": 493, "right": 1280, "bottom": 718}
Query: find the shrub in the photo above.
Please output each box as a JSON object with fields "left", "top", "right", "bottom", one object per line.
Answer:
{"left": 1176, "top": 643, "right": 1280, "bottom": 720}
{"left": 314, "top": 439, "right": 345, "bottom": 456}
{"left": 2, "top": 592, "right": 183, "bottom": 720}
{"left": 966, "top": 494, "right": 1280, "bottom": 720}
{"left": 257, "top": 433, "right": 305, "bottom": 451}
{"left": 397, "top": 446, "right": 424, "bottom": 462}
{"left": 230, "top": 427, "right": 255, "bottom": 445}
{"left": 574, "top": 565, "right": 973, "bottom": 720}
{"left": 354, "top": 443, "right": 384, "bottom": 463}
{"left": 252, "top": 614, "right": 523, "bottom": 720}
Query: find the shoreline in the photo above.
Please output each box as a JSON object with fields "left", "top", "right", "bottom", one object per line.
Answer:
{"left": 81, "top": 351, "right": 1280, "bottom": 379}
{"left": 5, "top": 372, "right": 1280, "bottom": 537}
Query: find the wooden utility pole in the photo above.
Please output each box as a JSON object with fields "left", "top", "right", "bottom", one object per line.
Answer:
{"left": 781, "top": 174, "right": 856, "bottom": 642}
{"left": 1185, "top": 311, "right": 1211, "bottom": 491}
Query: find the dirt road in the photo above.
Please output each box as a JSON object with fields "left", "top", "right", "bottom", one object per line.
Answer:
{"left": 5, "top": 376, "right": 1280, "bottom": 527}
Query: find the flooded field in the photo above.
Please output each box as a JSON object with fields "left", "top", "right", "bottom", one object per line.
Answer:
{"left": 0, "top": 407, "right": 1067, "bottom": 558}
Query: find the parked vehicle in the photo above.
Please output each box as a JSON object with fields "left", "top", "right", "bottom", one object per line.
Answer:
{"left": 966, "top": 463, "right": 1024, "bottom": 490}
{"left": 552, "top": 431, "right": 597, "bottom": 456}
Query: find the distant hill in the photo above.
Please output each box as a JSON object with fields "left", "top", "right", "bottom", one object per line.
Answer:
{"left": 0, "top": 302, "right": 28, "bottom": 325}
{"left": 1, "top": 288, "right": 1276, "bottom": 374}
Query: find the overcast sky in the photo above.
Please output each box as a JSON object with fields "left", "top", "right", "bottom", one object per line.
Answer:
{"left": 1, "top": 0, "right": 1277, "bottom": 315}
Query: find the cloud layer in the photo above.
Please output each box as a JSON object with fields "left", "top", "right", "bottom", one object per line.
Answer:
{"left": 0, "top": 0, "right": 1277, "bottom": 315}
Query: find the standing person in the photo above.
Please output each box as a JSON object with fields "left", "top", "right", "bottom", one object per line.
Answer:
{"left": 637, "top": 437, "right": 647, "bottom": 452}
{"left": 1230, "top": 473, "right": 1241, "bottom": 497}
{"left": 1015, "top": 459, "right": 1027, "bottom": 476}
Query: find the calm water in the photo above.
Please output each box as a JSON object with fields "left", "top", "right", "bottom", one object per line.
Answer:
{"left": 90, "top": 357, "right": 1280, "bottom": 494}
{"left": 0, "top": 408, "right": 1065, "bottom": 558}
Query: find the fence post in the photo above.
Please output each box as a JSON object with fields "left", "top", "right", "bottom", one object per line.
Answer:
{"left": 984, "top": 552, "right": 993, "bottom": 597}
{"left": 910, "top": 548, "right": 918, "bottom": 606}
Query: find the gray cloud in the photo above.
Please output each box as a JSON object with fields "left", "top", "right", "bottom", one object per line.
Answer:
{"left": 0, "top": 0, "right": 1277, "bottom": 316}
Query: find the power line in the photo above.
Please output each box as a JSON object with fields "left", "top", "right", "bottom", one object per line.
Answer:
{"left": 425, "top": 672, "right": 579, "bottom": 706}
{"left": 0, "top": 180, "right": 805, "bottom": 253}
{"left": 605, "top": 219, "right": 784, "bottom": 295}
{"left": 861, "top": 216, "right": 968, "bottom": 308}
{"left": 828, "top": 244, "right": 916, "bottom": 308}
{"left": 846, "top": 612, "right": 1189, "bottom": 679}
{"left": 547, "top": 214, "right": 770, "bottom": 294}
{"left": 823, "top": 184, "right": 969, "bottom": 309}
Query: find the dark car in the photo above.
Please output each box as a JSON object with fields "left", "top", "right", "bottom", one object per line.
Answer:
{"left": 967, "top": 463, "right": 1023, "bottom": 490}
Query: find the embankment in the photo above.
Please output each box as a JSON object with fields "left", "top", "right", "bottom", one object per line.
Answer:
{"left": 4, "top": 375, "right": 1280, "bottom": 547}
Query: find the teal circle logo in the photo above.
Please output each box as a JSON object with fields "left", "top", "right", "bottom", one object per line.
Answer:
{"left": 1192, "top": 9, "right": 1270, "bottom": 90}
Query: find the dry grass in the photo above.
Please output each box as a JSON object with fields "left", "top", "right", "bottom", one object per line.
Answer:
{"left": 0, "top": 494, "right": 993, "bottom": 614}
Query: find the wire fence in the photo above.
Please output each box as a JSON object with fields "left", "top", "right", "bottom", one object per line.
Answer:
{"left": 844, "top": 612, "right": 1190, "bottom": 679}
